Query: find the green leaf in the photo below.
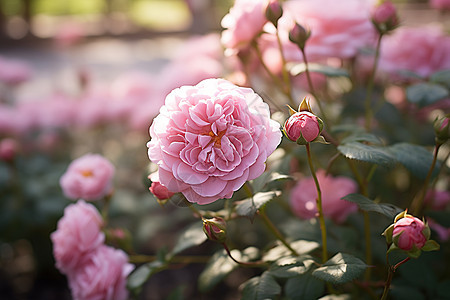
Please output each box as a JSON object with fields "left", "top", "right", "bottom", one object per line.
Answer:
{"left": 257, "top": 271, "right": 281, "bottom": 300}
{"left": 251, "top": 172, "right": 292, "bottom": 193}
{"left": 127, "top": 260, "right": 166, "bottom": 291}
{"left": 240, "top": 277, "right": 259, "bottom": 300}
{"left": 263, "top": 240, "right": 320, "bottom": 262}
{"left": 289, "top": 62, "right": 349, "bottom": 77}
{"left": 421, "top": 240, "right": 440, "bottom": 252}
{"left": 337, "top": 142, "right": 396, "bottom": 166}
{"left": 388, "top": 143, "right": 439, "bottom": 180}
{"left": 342, "top": 193, "right": 402, "bottom": 218}
{"left": 430, "top": 69, "right": 450, "bottom": 89}
{"left": 269, "top": 255, "right": 316, "bottom": 278}
{"left": 235, "top": 191, "right": 282, "bottom": 219}
{"left": 312, "top": 253, "right": 367, "bottom": 284}
{"left": 285, "top": 273, "right": 325, "bottom": 300}
{"left": 340, "top": 133, "right": 383, "bottom": 145}
{"left": 171, "top": 222, "right": 207, "bottom": 256}
{"left": 406, "top": 82, "right": 449, "bottom": 107}
{"left": 198, "top": 247, "right": 259, "bottom": 292}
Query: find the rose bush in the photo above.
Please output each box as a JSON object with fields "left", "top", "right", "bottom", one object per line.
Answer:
{"left": 147, "top": 78, "right": 281, "bottom": 205}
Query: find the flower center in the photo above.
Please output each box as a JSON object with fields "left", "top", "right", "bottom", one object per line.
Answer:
{"left": 204, "top": 129, "right": 227, "bottom": 148}
{"left": 80, "top": 170, "right": 94, "bottom": 177}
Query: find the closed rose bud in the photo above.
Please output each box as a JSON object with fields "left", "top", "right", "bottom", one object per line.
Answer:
{"left": 434, "top": 116, "right": 449, "bottom": 145}
{"left": 371, "top": 1, "right": 399, "bottom": 34}
{"left": 0, "top": 138, "right": 18, "bottom": 162}
{"left": 265, "top": 0, "right": 283, "bottom": 27}
{"left": 393, "top": 216, "right": 427, "bottom": 251}
{"left": 149, "top": 181, "right": 175, "bottom": 201}
{"left": 203, "top": 217, "right": 227, "bottom": 243}
{"left": 289, "top": 22, "right": 310, "bottom": 50}
{"left": 284, "top": 111, "right": 321, "bottom": 143}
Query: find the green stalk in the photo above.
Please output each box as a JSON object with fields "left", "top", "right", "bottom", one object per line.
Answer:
{"left": 381, "top": 257, "right": 411, "bottom": 300}
{"left": 364, "top": 33, "right": 383, "bottom": 131}
{"left": 410, "top": 143, "right": 442, "bottom": 216}
{"left": 258, "top": 209, "right": 299, "bottom": 256}
{"left": 306, "top": 143, "right": 328, "bottom": 263}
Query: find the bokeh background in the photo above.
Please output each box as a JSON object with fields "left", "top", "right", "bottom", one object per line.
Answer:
{"left": 0, "top": 0, "right": 448, "bottom": 299}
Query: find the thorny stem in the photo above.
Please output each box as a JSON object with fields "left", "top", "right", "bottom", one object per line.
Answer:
{"left": 364, "top": 33, "right": 383, "bottom": 132}
{"left": 381, "top": 256, "right": 411, "bottom": 300}
{"left": 300, "top": 47, "right": 329, "bottom": 127}
{"left": 275, "top": 27, "right": 294, "bottom": 103}
{"left": 258, "top": 209, "right": 299, "bottom": 256}
{"left": 222, "top": 243, "right": 267, "bottom": 267}
{"left": 305, "top": 143, "right": 328, "bottom": 263}
{"left": 410, "top": 143, "right": 442, "bottom": 216}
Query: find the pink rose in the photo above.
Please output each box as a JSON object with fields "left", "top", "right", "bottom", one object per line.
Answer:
{"left": 430, "top": 0, "right": 450, "bottom": 10}
{"left": 221, "top": 0, "right": 268, "bottom": 54}
{"left": 60, "top": 153, "right": 115, "bottom": 201}
{"left": 393, "top": 216, "right": 427, "bottom": 251}
{"left": 284, "top": 111, "right": 320, "bottom": 142}
{"left": 147, "top": 78, "right": 282, "bottom": 205}
{"left": 290, "top": 170, "right": 358, "bottom": 223}
{"left": 51, "top": 200, "right": 105, "bottom": 273}
{"left": 425, "top": 189, "right": 450, "bottom": 210}
{"left": 379, "top": 26, "right": 450, "bottom": 77}
{"left": 0, "top": 56, "right": 32, "bottom": 85}
{"left": 263, "top": 0, "right": 375, "bottom": 63}
{"left": 0, "top": 138, "right": 18, "bottom": 161}
{"left": 68, "top": 245, "right": 134, "bottom": 300}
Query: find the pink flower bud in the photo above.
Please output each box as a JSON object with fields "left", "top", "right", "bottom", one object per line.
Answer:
{"left": 434, "top": 116, "right": 449, "bottom": 145}
{"left": 289, "top": 23, "right": 310, "bottom": 50}
{"left": 393, "top": 216, "right": 427, "bottom": 251}
{"left": 371, "top": 1, "right": 398, "bottom": 34}
{"left": 149, "top": 181, "right": 175, "bottom": 200}
{"left": 265, "top": 0, "right": 283, "bottom": 27}
{"left": 284, "top": 111, "right": 320, "bottom": 143}
{"left": 203, "top": 217, "right": 227, "bottom": 243}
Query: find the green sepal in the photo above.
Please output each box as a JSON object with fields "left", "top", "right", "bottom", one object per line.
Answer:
{"left": 287, "top": 105, "right": 297, "bottom": 116}
{"left": 311, "top": 135, "right": 329, "bottom": 145}
{"left": 298, "top": 97, "right": 312, "bottom": 112}
{"left": 406, "top": 245, "right": 422, "bottom": 259}
{"left": 392, "top": 230, "right": 402, "bottom": 246}
{"left": 382, "top": 223, "right": 395, "bottom": 244}
{"left": 296, "top": 133, "right": 308, "bottom": 145}
{"left": 386, "top": 243, "right": 398, "bottom": 255}
{"left": 394, "top": 210, "right": 409, "bottom": 223}
{"left": 421, "top": 240, "right": 440, "bottom": 252}
{"left": 422, "top": 221, "right": 431, "bottom": 240}
{"left": 317, "top": 116, "right": 324, "bottom": 133}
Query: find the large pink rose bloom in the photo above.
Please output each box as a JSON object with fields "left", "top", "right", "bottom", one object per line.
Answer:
{"left": 268, "top": 0, "right": 375, "bottom": 63}
{"left": 221, "top": 0, "right": 268, "bottom": 54}
{"left": 68, "top": 245, "right": 134, "bottom": 300}
{"left": 379, "top": 26, "right": 450, "bottom": 78}
{"left": 290, "top": 170, "right": 358, "bottom": 223}
{"left": 147, "top": 78, "right": 282, "bottom": 205}
{"left": 51, "top": 200, "right": 105, "bottom": 273}
{"left": 60, "top": 154, "right": 115, "bottom": 201}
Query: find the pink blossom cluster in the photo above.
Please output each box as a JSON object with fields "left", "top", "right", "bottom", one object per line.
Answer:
{"left": 290, "top": 170, "right": 358, "bottom": 223}
{"left": 0, "top": 34, "right": 225, "bottom": 141}
{"left": 51, "top": 200, "right": 134, "bottom": 300}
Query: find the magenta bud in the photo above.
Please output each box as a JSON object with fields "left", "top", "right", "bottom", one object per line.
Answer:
{"left": 371, "top": 1, "right": 399, "bottom": 34}
{"left": 265, "top": 0, "right": 283, "bottom": 27}
{"left": 149, "top": 181, "right": 175, "bottom": 201}
{"left": 202, "top": 217, "right": 227, "bottom": 243}
{"left": 284, "top": 111, "right": 321, "bottom": 144}
{"left": 289, "top": 22, "right": 310, "bottom": 50}
{"left": 434, "top": 116, "right": 449, "bottom": 145}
